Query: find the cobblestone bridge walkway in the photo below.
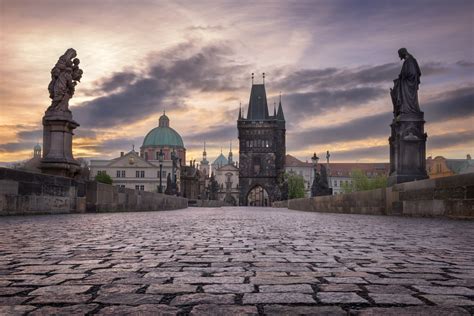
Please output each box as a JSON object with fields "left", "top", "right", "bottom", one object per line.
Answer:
{"left": 0, "top": 207, "right": 473, "bottom": 315}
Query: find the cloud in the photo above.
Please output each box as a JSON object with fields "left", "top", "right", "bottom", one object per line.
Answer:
{"left": 73, "top": 41, "right": 250, "bottom": 128}
{"left": 329, "top": 130, "right": 474, "bottom": 161}
{"left": 287, "top": 84, "right": 474, "bottom": 150}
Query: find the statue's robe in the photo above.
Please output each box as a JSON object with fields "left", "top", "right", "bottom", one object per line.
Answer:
{"left": 394, "top": 56, "right": 422, "bottom": 115}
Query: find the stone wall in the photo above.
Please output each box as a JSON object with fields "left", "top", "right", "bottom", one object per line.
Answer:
{"left": 0, "top": 167, "right": 187, "bottom": 215}
{"left": 86, "top": 181, "right": 187, "bottom": 212}
{"left": 277, "top": 173, "right": 473, "bottom": 219}
{"left": 0, "top": 167, "right": 85, "bottom": 215}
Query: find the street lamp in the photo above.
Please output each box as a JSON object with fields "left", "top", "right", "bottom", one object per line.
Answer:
{"left": 158, "top": 148, "right": 164, "bottom": 193}
{"left": 311, "top": 152, "right": 320, "bottom": 197}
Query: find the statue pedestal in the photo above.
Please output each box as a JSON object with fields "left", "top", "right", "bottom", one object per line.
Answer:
{"left": 388, "top": 112, "right": 428, "bottom": 186}
{"left": 40, "top": 110, "right": 80, "bottom": 178}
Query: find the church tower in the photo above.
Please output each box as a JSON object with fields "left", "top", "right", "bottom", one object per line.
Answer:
{"left": 237, "top": 74, "right": 286, "bottom": 206}
{"left": 199, "top": 141, "right": 209, "bottom": 177}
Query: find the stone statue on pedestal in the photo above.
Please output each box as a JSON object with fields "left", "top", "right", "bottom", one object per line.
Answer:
{"left": 388, "top": 48, "right": 428, "bottom": 185}
{"left": 311, "top": 164, "right": 332, "bottom": 197}
{"left": 41, "top": 49, "right": 83, "bottom": 178}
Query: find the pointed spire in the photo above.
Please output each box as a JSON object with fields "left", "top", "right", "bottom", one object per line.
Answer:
{"left": 238, "top": 102, "right": 242, "bottom": 120}
{"left": 277, "top": 92, "right": 285, "bottom": 121}
{"left": 273, "top": 101, "right": 276, "bottom": 116}
{"left": 228, "top": 140, "right": 233, "bottom": 165}
{"left": 251, "top": 73, "right": 254, "bottom": 85}
{"left": 262, "top": 72, "right": 265, "bottom": 84}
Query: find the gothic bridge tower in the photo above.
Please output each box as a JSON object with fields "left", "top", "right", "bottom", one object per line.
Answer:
{"left": 238, "top": 74, "right": 286, "bottom": 206}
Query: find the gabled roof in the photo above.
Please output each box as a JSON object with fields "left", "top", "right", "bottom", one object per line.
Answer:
{"left": 247, "top": 84, "right": 269, "bottom": 120}
{"left": 284, "top": 154, "right": 389, "bottom": 177}
{"left": 105, "top": 150, "right": 156, "bottom": 168}
{"left": 216, "top": 164, "right": 238, "bottom": 172}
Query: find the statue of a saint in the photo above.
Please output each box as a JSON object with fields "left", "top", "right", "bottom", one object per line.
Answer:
{"left": 47, "top": 49, "right": 83, "bottom": 112}
{"left": 390, "top": 48, "right": 422, "bottom": 117}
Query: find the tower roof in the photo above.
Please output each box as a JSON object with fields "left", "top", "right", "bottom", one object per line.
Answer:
{"left": 246, "top": 84, "right": 269, "bottom": 120}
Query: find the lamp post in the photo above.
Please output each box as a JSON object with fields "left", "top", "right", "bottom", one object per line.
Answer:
{"left": 158, "top": 148, "right": 164, "bottom": 193}
{"left": 311, "top": 152, "right": 319, "bottom": 177}
{"left": 326, "top": 150, "right": 331, "bottom": 188}
{"left": 311, "top": 152, "right": 319, "bottom": 197}
{"left": 171, "top": 148, "right": 178, "bottom": 195}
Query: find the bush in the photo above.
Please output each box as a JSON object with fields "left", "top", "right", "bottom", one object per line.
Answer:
{"left": 341, "top": 169, "right": 387, "bottom": 193}
{"left": 286, "top": 172, "right": 306, "bottom": 199}
{"left": 95, "top": 173, "right": 113, "bottom": 185}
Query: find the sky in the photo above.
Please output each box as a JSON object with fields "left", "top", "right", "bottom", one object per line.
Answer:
{"left": 1, "top": 0, "right": 473, "bottom": 164}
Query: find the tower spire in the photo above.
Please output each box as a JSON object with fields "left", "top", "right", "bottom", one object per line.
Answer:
{"left": 251, "top": 73, "right": 254, "bottom": 85}
{"left": 238, "top": 102, "right": 242, "bottom": 119}
{"left": 262, "top": 72, "right": 265, "bottom": 84}
{"left": 277, "top": 92, "right": 285, "bottom": 121}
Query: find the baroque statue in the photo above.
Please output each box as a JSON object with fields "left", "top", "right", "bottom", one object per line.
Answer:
{"left": 390, "top": 48, "right": 422, "bottom": 117}
{"left": 47, "top": 48, "right": 83, "bottom": 112}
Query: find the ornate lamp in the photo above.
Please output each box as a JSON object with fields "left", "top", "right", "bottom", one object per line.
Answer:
{"left": 158, "top": 148, "right": 164, "bottom": 193}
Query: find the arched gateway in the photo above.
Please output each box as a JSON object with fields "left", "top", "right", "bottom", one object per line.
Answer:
{"left": 247, "top": 185, "right": 269, "bottom": 206}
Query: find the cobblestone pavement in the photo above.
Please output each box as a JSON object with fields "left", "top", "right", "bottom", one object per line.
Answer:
{"left": 0, "top": 207, "right": 473, "bottom": 315}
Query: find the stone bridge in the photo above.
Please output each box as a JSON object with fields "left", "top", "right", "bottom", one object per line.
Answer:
{"left": 0, "top": 207, "right": 473, "bottom": 315}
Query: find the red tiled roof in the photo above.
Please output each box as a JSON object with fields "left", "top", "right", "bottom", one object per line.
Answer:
{"left": 285, "top": 154, "right": 389, "bottom": 177}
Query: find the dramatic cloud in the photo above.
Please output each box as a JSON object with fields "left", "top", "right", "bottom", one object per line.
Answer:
{"left": 287, "top": 85, "right": 474, "bottom": 150}
{"left": 1, "top": 0, "right": 473, "bottom": 162}
{"left": 74, "top": 42, "right": 249, "bottom": 128}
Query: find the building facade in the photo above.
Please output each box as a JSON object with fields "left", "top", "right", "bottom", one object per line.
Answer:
{"left": 238, "top": 82, "right": 286, "bottom": 206}
{"left": 214, "top": 145, "right": 239, "bottom": 205}
{"left": 427, "top": 155, "right": 473, "bottom": 178}
{"left": 285, "top": 154, "right": 390, "bottom": 195}
{"left": 90, "top": 113, "right": 184, "bottom": 193}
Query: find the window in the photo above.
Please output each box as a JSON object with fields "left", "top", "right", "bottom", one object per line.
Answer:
{"left": 334, "top": 180, "right": 337, "bottom": 187}
{"left": 116, "top": 170, "right": 126, "bottom": 178}
{"left": 135, "top": 185, "right": 140, "bottom": 190}
{"left": 97, "top": 170, "right": 106, "bottom": 176}
{"left": 116, "top": 170, "right": 121, "bottom": 178}
{"left": 140, "top": 185, "right": 144, "bottom": 191}
{"left": 136, "top": 170, "right": 145, "bottom": 178}
{"left": 121, "top": 170, "right": 125, "bottom": 178}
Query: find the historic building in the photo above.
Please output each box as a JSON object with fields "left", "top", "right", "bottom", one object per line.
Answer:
{"left": 238, "top": 80, "right": 286, "bottom": 206}
{"left": 89, "top": 113, "right": 184, "bottom": 193}
{"left": 214, "top": 143, "right": 239, "bottom": 205}
{"left": 285, "top": 154, "right": 390, "bottom": 195}
{"left": 426, "top": 155, "right": 473, "bottom": 178}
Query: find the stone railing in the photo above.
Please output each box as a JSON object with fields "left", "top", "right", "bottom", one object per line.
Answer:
{"left": 275, "top": 173, "right": 473, "bottom": 219}
{"left": 86, "top": 181, "right": 187, "bottom": 212}
{"left": 0, "top": 167, "right": 187, "bottom": 215}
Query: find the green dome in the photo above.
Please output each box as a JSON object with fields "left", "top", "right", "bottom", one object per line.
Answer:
{"left": 142, "top": 126, "right": 184, "bottom": 148}
{"left": 142, "top": 114, "right": 184, "bottom": 148}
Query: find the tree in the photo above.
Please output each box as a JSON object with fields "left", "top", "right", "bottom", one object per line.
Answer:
{"left": 95, "top": 172, "right": 112, "bottom": 185}
{"left": 341, "top": 169, "right": 387, "bottom": 193}
{"left": 286, "top": 172, "right": 306, "bottom": 199}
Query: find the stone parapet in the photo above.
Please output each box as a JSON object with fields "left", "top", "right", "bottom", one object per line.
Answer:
{"left": 0, "top": 168, "right": 187, "bottom": 215}
{"left": 277, "top": 173, "right": 474, "bottom": 219}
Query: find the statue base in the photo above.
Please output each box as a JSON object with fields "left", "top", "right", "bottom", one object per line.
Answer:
{"left": 40, "top": 110, "right": 81, "bottom": 178}
{"left": 388, "top": 112, "right": 428, "bottom": 186}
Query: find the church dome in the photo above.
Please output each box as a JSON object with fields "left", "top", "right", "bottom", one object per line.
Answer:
{"left": 142, "top": 113, "right": 184, "bottom": 148}
{"left": 213, "top": 153, "right": 228, "bottom": 167}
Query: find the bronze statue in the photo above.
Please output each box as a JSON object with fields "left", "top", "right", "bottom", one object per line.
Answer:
{"left": 47, "top": 48, "right": 83, "bottom": 112}
{"left": 390, "top": 48, "right": 422, "bottom": 117}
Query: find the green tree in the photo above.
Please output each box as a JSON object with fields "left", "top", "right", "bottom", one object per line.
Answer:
{"left": 286, "top": 172, "right": 306, "bottom": 199}
{"left": 341, "top": 169, "right": 387, "bottom": 193}
{"left": 95, "top": 172, "right": 113, "bottom": 185}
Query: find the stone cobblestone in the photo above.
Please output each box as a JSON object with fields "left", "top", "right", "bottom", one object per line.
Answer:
{"left": 0, "top": 207, "right": 473, "bottom": 315}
